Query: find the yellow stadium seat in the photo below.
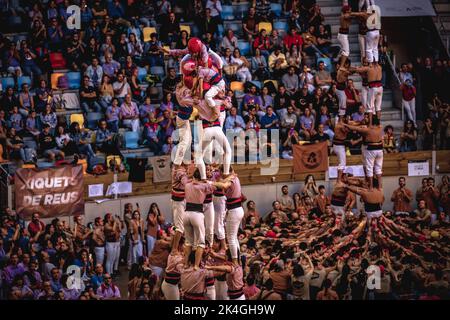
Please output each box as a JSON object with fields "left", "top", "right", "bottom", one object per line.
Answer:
{"left": 258, "top": 22, "right": 272, "bottom": 34}
{"left": 70, "top": 113, "right": 85, "bottom": 128}
{"left": 264, "top": 79, "right": 278, "bottom": 91}
{"left": 106, "top": 155, "right": 122, "bottom": 167}
{"left": 180, "top": 25, "right": 191, "bottom": 36}
{"left": 51, "top": 72, "right": 65, "bottom": 90}
{"left": 143, "top": 27, "right": 157, "bottom": 42}
{"left": 230, "top": 81, "right": 244, "bottom": 92}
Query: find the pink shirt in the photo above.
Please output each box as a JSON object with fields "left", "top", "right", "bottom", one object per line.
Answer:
{"left": 226, "top": 264, "right": 244, "bottom": 291}
{"left": 181, "top": 267, "right": 213, "bottom": 295}
{"left": 196, "top": 99, "right": 222, "bottom": 122}
{"left": 185, "top": 182, "right": 216, "bottom": 204}
{"left": 225, "top": 176, "right": 242, "bottom": 199}
{"left": 165, "top": 254, "right": 184, "bottom": 274}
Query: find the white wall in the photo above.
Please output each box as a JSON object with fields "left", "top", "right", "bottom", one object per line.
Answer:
{"left": 79, "top": 174, "right": 444, "bottom": 226}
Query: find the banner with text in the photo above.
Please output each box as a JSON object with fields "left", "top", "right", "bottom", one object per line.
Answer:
{"left": 15, "top": 165, "right": 84, "bottom": 220}
{"left": 377, "top": 0, "right": 436, "bottom": 17}
{"left": 293, "top": 142, "right": 329, "bottom": 174}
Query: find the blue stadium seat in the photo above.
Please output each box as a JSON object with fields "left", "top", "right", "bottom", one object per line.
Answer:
{"left": 124, "top": 131, "right": 140, "bottom": 149}
{"left": 67, "top": 72, "right": 81, "bottom": 89}
{"left": 221, "top": 5, "right": 234, "bottom": 20}
{"left": 37, "top": 162, "right": 54, "bottom": 169}
{"left": 273, "top": 21, "right": 289, "bottom": 33}
{"left": 235, "top": 3, "right": 250, "bottom": 19}
{"left": 1, "top": 77, "right": 15, "bottom": 89}
{"left": 250, "top": 80, "right": 262, "bottom": 89}
{"left": 217, "top": 24, "right": 225, "bottom": 37}
{"left": 225, "top": 22, "right": 242, "bottom": 37}
{"left": 137, "top": 67, "right": 147, "bottom": 82}
{"left": 86, "top": 112, "right": 103, "bottom": 130}
{"left": 238, "top": 41, "right": 251, "bottom": 56}
{"left": 150, "top": 66, "right": 165, "bottom": 77}
{"left": 17, "top": 76, "right": 32, "bottom": 88}
{"left": 317, "top": 57, "right": 333, "bottom": 73}
{"left": 270, "top": 3, "right": 283, "bottom": 17}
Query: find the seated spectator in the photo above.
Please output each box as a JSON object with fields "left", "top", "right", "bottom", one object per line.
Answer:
{"left": 260, "top": 86, "right": 273, "bottom": 117}
{"left": 55, "top": 125, "right": 78, "bottom": 157}
{"left": 160, "top": 12, "right": 180, "bottom": 44}
{"left": 203, "top": 32, "right": 218, "bottom": 52}
{"left": 268, "top": 46, "right": 288, "bottom": 73}
{"left": 102, "top": 53, "right": 121, "bottom": 79}
{"left": 19, "top": 40, "right": 42, "bottom": 81}
{"left": 99, "top": 36, "right": 115, "bottom": 63}
{"left": 127, "top": 33, "right": 143, "bottom": 64}
{"left": 282, "top": 66, "right": 299, "bottom": 96}
{"left": 316, "top": 24, "right": 333, "bottom": 56}
{"left": 18, "top": 83, "right": 34, "bottom": 117}
{"left": 145, "top": 33, "right": 164, "bottom": 67}
{"left": 285, "top": 45, "right": 302, "bottom": 70}
{"left": 162, "top": 136, "right": 174, "bottom": 155}
{"left": 9, "top": 106, "right": 24, "bottom": 137}
{"left": 96, "top": 273, "right": 121, "bottom": 300}
{"left": 242, "top": 85, "right": 262, "bottom": 116}
{"left": 284, "top": 27, "right": 303, "bottom": 53}
{"left": 99, "top": 75, "right": 114, "bottom": 111}
{"left": 4, "top": 42, "right": 22, "bottom": 77}
{"left": 113, "top": 73, "right": 131, "bottom": 105}
{"left": 158, "top": 110, "right": 175, "bottom": 143}
{"left": 242, "top": 7, "right": 259, "bottom": 43}
{"left": 312, "top": 123, "right": 330, "bottom": 143}
{"left": 201, "top": 8, "right": 218, "bottom": 36}
{"left": 251, "top": 48, "right": 269, "bottom": 81}
{"left": 422, "top": 117, "right": 435, "bottom": 150}
{"left": 80, "top": 76, "right": 102, "bottom": 113}
{"left": 299, "top": 65, "right": 315, "bottom": 94}
{"left": 383, "top": 125, "right": 398, "bottom": 153}
{"left": 315, "top": 60, "right": 332, "bottom": 91}
{"left": 66, "top": 33, "right": 85, "bottom": 71}
{"left": 274, "top": 85, "right": 291, "bottom": 117}
{"left": 175, "top": 30, "right": 189, "bottom": 50}
{"left": 244, "top": 107, "right": 261, "bottom": 132}
{"left": 107, "top": 0, "right": 130, "bottom": 27}
{"left": 232, "top": 49, "right": 252, "bottom": 83}
{"left": 120, "top": 94, "right": 140, "bottom": 132}
{"left": 85, "top": 57, "right": 103, "bottom": 88}
{"left": 159, "top": 93, "right": 174, "bottom": 115}
{"left": 260, "top": 106, "right": 279, "bottom": 131}
{"left": 225, "top": 107, "right": 245, "bottom": 134}
{"left": 143, "top": 115, "right": 162, "bottom": 155}
{"left": 130, "top": 67, "right": 143, "bottom": 103}
{"left": 162, "top": 68, "right": 178, "bottom": 96}
{"left": 299, "top": 107, "right": 316, "bottom": 140}
{"left": 1, "top": 87, "right": 20, "bottom": 115}
{"left": 302, "top": 25, "right": 322, "bottom": 58}
{"left": 39, "top": 124, "right": 64, "bottom": 161}
{"left": 351, "top": 105, "right": 366, "bottom": 124}
{"left": 139, "top": 97, "right": 156, "bottom": 124}
{"left": 69, "top": 122, "right": 96, "bottom": 160}
{"left": 25, "top": 111, "right": 40, "bottom": 137}
{"left": 312, "top": 88, "right": 326, "bottom": 115}
{"left": 221, "top": 29, "right": 239, "bottom": 52}
{"left": 95, "top": 120, "right": 123, "bottom": 158}
{"left": 412, "top": 199, "right": 432, "bottom": 229}
{"left": 40, "top": 104, "right": 57, "bottom": 135}
{"left": 253, "top": 29, "right": 271, "bottom": 59}
{"left": 281, "top": 106, "right": 298, "bottom": 140}
{"left": 318, "top": 105, "right": 334, "bottom": 140}
{"left": 6, "top": 128, "right": 27, "bottom": 162}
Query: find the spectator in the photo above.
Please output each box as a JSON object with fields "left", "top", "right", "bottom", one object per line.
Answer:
{"left": 232, "top": 48, "right": 252, "bottom": 83}
{"left": 399, "top": 120, "right": 417, "bottom": 152}
{"left": 96, "top": 273, "right": 121, "bottom": 300}
{"left": 299, "top": 107, "right": 316, "bottom": 140}
{"left": 422, "top": 177, "right": 440, "bottom": 219}
{"left": 383, "top": 125, "right": 397, "bottom": 153}
{"left": 242, "top": 7, "right": 259, "bottom": 43}
{"left": 251, "top": 48, "right": 269, "bottom": 81}
{"left": 242, "top": 85, "right": 262, "bottom": 116}
{"left": 99, "top": 75, "right": 114, "bottom": 112}
{"left": 80, "top": 76, "right": 102, "bottom": 113}
{"left": 285, "top": 45, "right": 302, "bottom": 69}
{"left": 253, "top": 29, "right": 271, "bottom": 59}
{"left": 299, "top": 65, "right": 315, "bottom": 94}
{"left": 38, "top": 124, "right": 64, "bottom": 161}
{"left": 401, "top": 79, "right": 417, "bottom": 126}
{"left": 160, "top": 12, "right": 180, "bottom": 44}
{"left": 55, "top": 125, "right": 78, "bottom": 157}
{"left": 225, "top": 107, "right": 245, "bottom": 134}
{"left": 315, "top": 60, "right": 332, "bottom": 91}
{"left": 260, "top": 106, "right": 279, "bottom": 131}
{"left": 19, "top": 41, "right": 41, "bottom": 81}
{"left": 351, "top": 105, "right": 366, "bottom": 124}
{"left": 120, "top": 94, "right": 140, "bottom": 132}
{"left": 274, "top": 85, "right": 291, "bottom": 117}
{"left": 221, "top": 29, "right": 239, "bottom": 52}
{"left": 95, "top": 120, "right": 123, "bottom": 158}
{"left": 102, "top": 53, "right": 121, "bottom": 79}
{"left": 281, "top": 105, "right": 298, "bottom": 140}
{"left": 268, "top": 46, "right": 288, "bottom": 72}
{"left": 283, "top": 27, "right": 303, "bottom": 53}
{"left": 413, "top": 199, "right": 432, "bottom": 228}
{"left": 202, "top": 8, "right": 218, "bottom": 36}
{"left": 40, "top": 104, "right": 57, "bottom": 134}
{"left": 206, "top": 0, "right": 223, "bottom": 25}
{"left": 1, "top": 87, "right": 19, "bottom": 115}
{"left": 312, "top": 123, "right": 330, "bottom": 143}
{"left": 422, "top": 117, "right": 435, "bottom": 150}
{"left": 85, "top": 57, "right": 103, "bottom": 89}
{"left": 4, "top": 42, "right": 22, "bottom": 77}
{"left": 18, "top": 83, "right": 35, "bottom": 117}
{"left": 6, "top": 128, "right": 27, "bottom": 162}
{"left": 162, "top": 68, "right": 178, "bottom": 96}
{"left": 24, "top": 111, "right": 40, "bottom": 137}
{"left": 113, "top": 73, "right": 131, "bottom": 104}
{"left": 260, "top": 86, "right": 273, "bottom": 116}
{"left": 391, "top": 177, "right": 413, "bottom": 215}
{"left": 146, "top": 33, "right": 164, "bottom": 67}
{"left": 69, "top": 122, "right": 96, "bottom": 160}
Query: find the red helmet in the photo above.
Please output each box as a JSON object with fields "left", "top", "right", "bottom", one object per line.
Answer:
{"left": 183, "top": 75, "right": 194, "bottom": 90}
{"left": 188, "top": 37, "right": 203, "bottom": 54}
{"left": 182, "top": 60, "right": 196, "bottom": 76}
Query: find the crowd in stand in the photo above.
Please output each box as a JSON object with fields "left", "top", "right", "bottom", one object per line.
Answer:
{"left": 0, "top": 0, "right": 448, "bottom": 165}
{"left": 0, "top": 174, "right": 448, "bottom": 300}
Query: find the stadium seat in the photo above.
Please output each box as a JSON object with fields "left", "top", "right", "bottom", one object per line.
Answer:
{"left": 124, "top": 131, "right": 140, "bottom": 149}
{"left": 270, "top": 3, "right": 283, "bottom": 17}
{"left": 66, "top": 72, "right": 81, "bottom": 89}
{"left": 221, "top": 6, "right": 234, "bottom": 20}
{"left": 237, "top": 41, "right": 251, "bottom": 56}
{"left": 70, "top": 113, "right": 85, "bottom": 128}
{"left": 143, "top": 27, "right": 157, "bottom": 42}
{"left": 230, "top": 81, "right": 244, "bottom": 92}
{"left": 150, "top": 66, "right": 165, "bottom": 77}
{"left": 1, "top": 77, "right": 15, "bottom": 89}
{"left": 50, "top": 73, "right": 65, "bottom": 90}
{"left": 250, "top": 80, "right": 262, "bottom": 89}
{"left": 17, "top": 76, "right": 32, "bottom": 88}
{"left": 217, "top": 24, "right": 225, "bottom": 37}
{"left": 258, "top": 22, "right": 272, "bottom": 34}
{"left": 49, "top": 52, "right": 67, "bottom": 69}
{"left": 273, "top": 21, "right": 289, "bottom": 33}
{"left": 37, "top": 161, "right": 54, "bottom": 169}
{"left": 137, "top": 67, "right": 147, "bottom": 82}
{"left": 235, "top": 3, "right": 250, "bottom": 19}
{"left": 86, "top": 112, "right": 103, "bottom": 130}
{"left": 180, "top": 25, "right": 191, "bottom": 36}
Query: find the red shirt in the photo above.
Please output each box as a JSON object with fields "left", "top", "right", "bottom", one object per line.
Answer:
{"left": 401, "top": 85, "right": 416, "bottom": 101}
{"left": 283, "top": 34, "right": 303, "bottom": 49}
{"left": 27, "top": 220, "right": 45, "bottom": 237}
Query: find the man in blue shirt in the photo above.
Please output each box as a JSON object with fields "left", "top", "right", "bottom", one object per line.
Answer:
{"left": 224, "top": 107, "right": 245, "bottom": 134}
{"left": 260, "top": 106, "right": 279, "bottom": 131}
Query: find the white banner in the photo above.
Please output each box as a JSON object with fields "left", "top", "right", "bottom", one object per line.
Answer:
{"left": 376, "top": 0, "right": 436, "bottom": 17}
{"left": 408, "top": 161, "right": 430, "bottom": 177}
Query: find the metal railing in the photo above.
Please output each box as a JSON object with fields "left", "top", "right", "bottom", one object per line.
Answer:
{"left": 385, "top": 50, "right": 404, "bottom": 121}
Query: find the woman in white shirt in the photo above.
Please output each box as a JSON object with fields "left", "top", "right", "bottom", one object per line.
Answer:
{"left": 232, "top": 48, "right": 252, "bottom": 83}
{"left": 55, "top": 125, "right": 78, "bottom": 156}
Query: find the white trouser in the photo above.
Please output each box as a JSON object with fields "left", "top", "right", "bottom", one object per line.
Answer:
{"left": 197, "top": 125, "right": 232, "bottom": 180}
{"left": 132, "top": 239, "right": 143, "bottom": 264}
{"left": 123, "top": 118, "right": 140, "bottom": 132}
{"left": 94, "top": 247, "right": 105, "bottom": 266}
{"left": 367, "top": 86, "right": 383, "bottom": 114}
{"left": 336, "top": 89, "right": 347, "bottom": 116}
{"left": 331, "top": 205, "right": 345, "bottom": 216}
{"left": 364, "top": 149, "right": 383, "bottom": 177}
{"left": 161, "top": 280, "right": 180, "bottom": 300}
{"left": 184, "top": 211, "right": 205, "bottom": 249}
{"left": 216, "top": 280, "right": 229, "bottom": 300}
{"left": 172, "top": 199, "right": 186, "bottom": 233}
{"left": 226, "top": 207, "right": 244, "bottom": 259}
{"left": 230, "top": 294, "right": 246, "bottom": 300}
{"left": 333, "top": 145, "right": 346, "bottom": 170}
{"left": 203, "top": 202, "right": 215, "bottom": 245}
{"left": 365, "top": 29, "right": 380, "bottom": 63}
{"left": 173, "top": 117, "right": 192, "bottom": 166}
{"left": 219, "top": 110, "right": 226, "bottom": 128}
{"left": 337, "top": 33, "right": 350, "bottom": 57}
{"left": 366, "top": 210, "right": 382, "bottom": 219}
{"left": 213, "top": 196, "right": 227, "bottom": 240}
{"left": 205, "top": 79, "right": 226, "bottom": 108}
{"left": 105, "top": 241, "right": 120, "bottom": 274}
{"left": 206, "top": 285, "right": 216, "bottom": 300}
{"left": 358, "top": 34, "right": 366, "bottom": 59}
{"left": 402, "top": 98, "right": 416, "bottom": 124}
{"left": 361, "top": 85, "right": 369, "bottom": 108}
{"left": 146, "top": 235, "right": 156, "bottom": 256}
